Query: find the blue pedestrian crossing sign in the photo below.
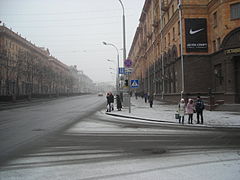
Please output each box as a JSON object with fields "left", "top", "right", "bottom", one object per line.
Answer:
{"left": 130, "top": 80, "right": 139, "bottom": 88}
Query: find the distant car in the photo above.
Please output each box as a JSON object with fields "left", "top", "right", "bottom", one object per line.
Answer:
{"left": 98, "top": 92, "right": 103, "bottom": 96}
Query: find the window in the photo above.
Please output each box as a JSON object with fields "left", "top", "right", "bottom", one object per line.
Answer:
{"left": 172, "top": 27, "right": 175, "bottom": 41}
{"left": 230, "top": 3, "right": 240, "bottom": 19}
{"left": 217, "top": 38, "right": 221, "bottom": 50}
{"left": 213, "top": 11, "right": 218, "bottom": 27}
{"left": 178, "top": 21, "right": 180, "bottom": 35}
{"left": 168, "top": 33, "right": 170, "bottom": 46}
{"left": 213, "top": 40, "right": 216, "bottom": 52}
{"left": 214, "top": 64, "right": 223, "bottom": 85}
{"left": 172, "top": 4, "right": 174, "bottom": 16}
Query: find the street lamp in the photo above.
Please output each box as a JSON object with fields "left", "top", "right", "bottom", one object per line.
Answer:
{"left": 117, "top": 0, "right": 131, "bottom": 113}
{"left": 117, "top": 0, "right": 126, "bottom": 62}
{"left": 103, "top": 41, "right": 120, "bottom": 93}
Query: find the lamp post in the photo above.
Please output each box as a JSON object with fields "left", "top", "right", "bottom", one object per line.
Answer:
{"left": 117, "top": 0, "right": 131, "bottom": 113}
{"left": 178, "top": 0, "right": 185, "bottom": 95}
{"left": 117, "top": 0, "right": 126, "bottom": 62}
{"left": 103, "top": 41, "right": 120, "bottom": 93}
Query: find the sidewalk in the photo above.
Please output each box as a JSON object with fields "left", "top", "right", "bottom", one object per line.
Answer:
{"left": 105, "top": 97, "right": 240, "bottom": 128}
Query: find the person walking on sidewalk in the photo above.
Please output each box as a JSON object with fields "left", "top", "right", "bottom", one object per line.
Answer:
{"left": 149, "top": 93, "right": 154, "bottom": 108}
{"left": 109, "top": 92, "right": 114, "bottom": 111}
{"left": 195, "top": 96, "right": 205, "bottom": 124}
{"left": 178, "top": 98, "right": 186, "bottom": 124}
{"left": 116, "top": 94, "right": 122, "bottom": 111}
{"left": 186, "top": 99, "right": 195, "bottom": 124}
{"left": 106, "top": 92, "right": 111, "bottom": 112}
{"left": 144, "top": 93, "right": 148, "bottom": 103}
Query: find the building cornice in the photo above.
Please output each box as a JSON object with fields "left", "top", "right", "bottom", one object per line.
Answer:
{"left": 0, "top": 25, "right": 49, "bottom": 58}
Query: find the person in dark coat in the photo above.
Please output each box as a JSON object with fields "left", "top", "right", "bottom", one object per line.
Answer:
{"left": 144, "top": 93, "right": 148, "bottom": 103}
{"left": 116, "top": 94, "right": 122, "bottom": 111}
{"left": 195, "top": 96, "right": 205, "bottom": 124}
{"left": 149, "top": 94, "right": 154, "bottom": 108}
{"left": 106, "top": 93, "right": 111, "bottom": 112}
{"left": 109, "top": 92, "right": 114, "bottom": 111}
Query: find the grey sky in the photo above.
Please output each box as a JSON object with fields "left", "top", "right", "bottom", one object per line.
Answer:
{"left": 0, "top": 0, "right": 145, "bottom": 83}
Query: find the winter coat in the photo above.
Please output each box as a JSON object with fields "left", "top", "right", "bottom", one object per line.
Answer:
{"left": 106, "top": 95, "right": 111, "bottom": 104}
{"left": 186, "top": 103, "right": 195, "bottom": 114}
{"left": 109, "top": 94, "right": 114, "bottom": 103}
{"left": 178, "top": 102, "right": 186, "bottom": 116}
{"left": 195, "top": 99, "right": 204, "bottom": 112}
{"left": 116, "top": 95, "right": 122, "bottom": 109}
{"left": 149, "top": 94, "right": 153, "bottom": 103}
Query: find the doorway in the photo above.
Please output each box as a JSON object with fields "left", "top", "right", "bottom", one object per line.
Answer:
{"left": 234, "top": 56, "right": 240, "bottom": 103}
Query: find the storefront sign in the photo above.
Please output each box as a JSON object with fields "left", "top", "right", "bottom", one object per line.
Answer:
{"left": 225, "top": 48, "right": 240, "bottom": 55}
{"left": 185, "top": 18, "right": 208, "bottom": 52}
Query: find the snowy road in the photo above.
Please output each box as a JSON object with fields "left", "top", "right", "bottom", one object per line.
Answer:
{"left": 1, "top": 110, "right": 240, "bottom": 180}
{"left": 0, "top": 95, "right": 105, "bottom": 164}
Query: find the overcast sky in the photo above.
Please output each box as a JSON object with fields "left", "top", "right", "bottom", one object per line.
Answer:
{"left": 0, "top": 0, "right": 145, "bottom": 84}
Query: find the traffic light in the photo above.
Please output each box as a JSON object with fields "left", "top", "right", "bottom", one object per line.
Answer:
{"left": 124, "top": 79, "right": 129, "bottom": 87}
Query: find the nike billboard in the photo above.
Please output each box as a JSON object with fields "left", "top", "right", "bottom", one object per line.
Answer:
{"left": 185, "top": 18, "right": 208, "bottom": 52}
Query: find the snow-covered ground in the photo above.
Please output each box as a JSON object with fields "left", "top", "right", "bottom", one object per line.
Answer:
{"left": 107, "top": 98, "right": 240, "bottom": 128}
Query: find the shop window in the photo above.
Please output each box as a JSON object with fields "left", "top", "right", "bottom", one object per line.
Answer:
{"left": 214, "top": 64, "right": 223, "bottom": 86}
{"left": 230, "top": 3, "right": 240, "bottom": 20}
{"left": 168, "top": 33, "right": 170, "bottom": 46}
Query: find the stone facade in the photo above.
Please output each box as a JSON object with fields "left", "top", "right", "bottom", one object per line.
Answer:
{"left": 128, "top": 0, "right": 240, "bottom": 103}
{"left": 0, "top": 25, "right": 95, "bottom": 101}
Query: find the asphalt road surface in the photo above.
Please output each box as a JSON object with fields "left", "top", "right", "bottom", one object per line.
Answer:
{"left": 0, "top": 95, "right": 240, "bottom": 179}
{"left": 0, "top": 95, "right": 105, "bottom": 164}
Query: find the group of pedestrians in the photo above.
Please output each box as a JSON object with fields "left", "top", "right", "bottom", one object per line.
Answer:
{"left": 106, "top": 92, "right": 122, "bottom": 112}
{"left": 177, "top": 96, "right": 205, "bottom": 124}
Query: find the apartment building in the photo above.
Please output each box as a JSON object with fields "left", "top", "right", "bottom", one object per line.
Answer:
{"left": 128, "top": 0, "right": 240, "bottom": 103}
{"left": 0, "top": 25, "right": 94, "bottom": 101}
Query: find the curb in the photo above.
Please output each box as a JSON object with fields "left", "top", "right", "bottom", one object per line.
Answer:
{"left": 105, "top": 112, "right": 240, "bottom": 131}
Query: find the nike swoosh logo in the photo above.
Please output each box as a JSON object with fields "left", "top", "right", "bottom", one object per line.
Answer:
{"left": 189, "top": 28, "right": 204, "bottom": 35}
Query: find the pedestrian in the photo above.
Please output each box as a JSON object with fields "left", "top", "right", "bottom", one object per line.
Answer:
{"left": 109, "top": 92, "right": 114, "bottom": 111}
{"left": 106, "top": 92, "right": 111, "bottom": 112}
{"left": 178, "top": 98, "right": 186, "bottom": 124}
{"left": 186, "top": 99, "right": 195, "bottom": 124}
{"left": 195, "top": 96, "right": 205, "bottom": 124}
{"left": 144, "top": 93, "right": 148, "bottom": 103}
{"left": 149, "top": 93, "right": 153, "bottom": 108}
{"left": 116, "top": 94, "right": 122, "bottom": 111}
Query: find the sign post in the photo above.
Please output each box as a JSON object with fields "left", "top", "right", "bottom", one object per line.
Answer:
{"left": 124, "top": 59, "right": 132, "bottom": 113}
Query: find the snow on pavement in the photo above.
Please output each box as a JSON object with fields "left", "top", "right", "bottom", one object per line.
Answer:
{"left": 108, "top": 98, "right": 240, "bottom": 127}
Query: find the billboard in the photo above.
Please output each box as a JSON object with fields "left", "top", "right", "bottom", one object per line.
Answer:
{"left": 185, "top": 18, "right": 208, "bottom": 52}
